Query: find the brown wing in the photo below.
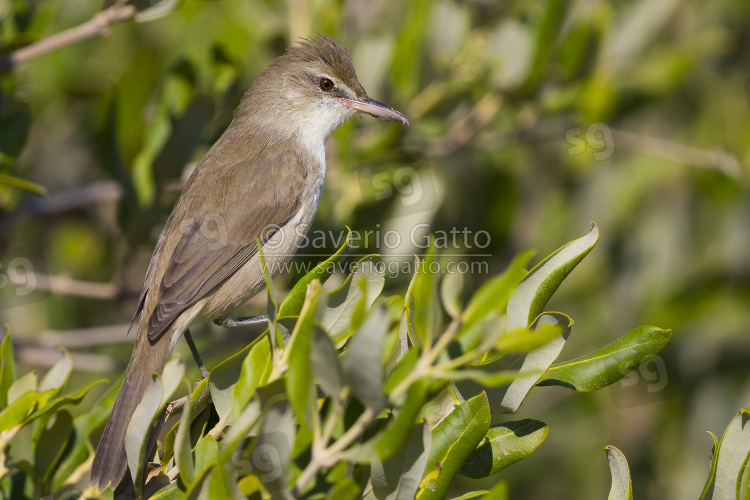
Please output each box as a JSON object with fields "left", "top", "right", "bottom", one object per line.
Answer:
{"left": 145, "top": 146, "right": 307, "bottom": 340}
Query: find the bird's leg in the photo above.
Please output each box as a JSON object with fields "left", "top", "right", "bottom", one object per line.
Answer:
{"left": 213, "top": 313, "right": 269, "bottom": 328}
{"left": 183, "top": 329, "right": 210, "bottom": 379}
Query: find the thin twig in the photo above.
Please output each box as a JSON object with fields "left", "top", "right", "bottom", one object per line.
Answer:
{"left": 0, "top": 3, "right": 137, "bottom": 74}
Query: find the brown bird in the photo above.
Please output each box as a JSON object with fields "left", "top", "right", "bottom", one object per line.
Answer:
{"left": 90, "top": 34, "right": 408, "bottom": 491}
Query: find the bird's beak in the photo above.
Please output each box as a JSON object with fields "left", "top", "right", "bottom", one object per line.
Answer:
{"left": 333, "top": 96, "right": 409, "bottom": 125}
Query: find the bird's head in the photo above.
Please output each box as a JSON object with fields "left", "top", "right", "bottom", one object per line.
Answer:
{"left": 243, "top": 35, "right": 408, "bottom": 144}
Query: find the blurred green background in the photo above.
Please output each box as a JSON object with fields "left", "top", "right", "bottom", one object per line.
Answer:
{"left": 0, "top": 0, "right": 749, "bottom": 497}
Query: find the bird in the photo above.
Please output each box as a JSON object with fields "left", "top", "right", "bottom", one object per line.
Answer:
{"left": 89, "top": 34, "right": 408, "bottom": 492}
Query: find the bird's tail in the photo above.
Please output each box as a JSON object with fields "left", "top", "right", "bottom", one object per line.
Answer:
{"left": 90, "top": 324, "right": 175, "bottom": 492}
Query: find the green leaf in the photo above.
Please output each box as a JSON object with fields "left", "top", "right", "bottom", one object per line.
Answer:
{"left": 33, "top": 410, "right": 72, "bottom": 489}
{"left": 0, "top": 174, "right": 47, "bottom": 196}
{"left": 312, "top": 326, "right": 344, "bottom": 398}
{"left": 605, "top": 445, "right": 633, "bottom": 500}
{"left": 0, "top": 389, "right": 48, "bottom": 432}
{"left": 125, "top": 357, "right": 184, "bottom": 497}
{"left": 322, "top": 254, "right": 385, "bottom": 342}
{"left": 462, "top": 251, "right": 533, "bottom": 327}
{"left": 448, "top": 492, "right": 490, "bottom": 500}
{"left": 27, "top": 379, "right": 106, "bottom": 422}
{"left": 52, "top": 375, "right": 122, "bottom": 491}
{"left": 162, "top": 377, "right": 210, "bottom": 469}
{"left": 407, "top": 249, "right": 440, "bottom": 347}
{"left": 125, "top": 373, "right": 164, "bottom": 497}
{"left": 344, "top": 380, "right": 428, "bottom": 463}
{"left": 699, "top": 432, "right": 720, "bottom": 500}
{"left": 286, "top": 280, "right": 321, "bottom": 431}
{"left": 8, "top": 370, "right": 37, "bottom": 404}
{"left": 738, "top": 446, "right": 750, "bottom": 500}
{"left": 458, "top": 419, "right": 548, "bottom": 478}
{"left": 0, "top": 328, "right": 17, "bottom": 408}
{"left": 327, "top": 478, "right": 362, "bottom": 500}
{"left": 506, "top": 223, "right": 599, "bottom": 329}
{"left": 232, "top": 337, "right": 272, "bottom": 418}
{"left": 494, "top": 312, "right": 573, "bottom": 413}
{"left": 343, "top": 306, "right": 389, "bottom": 412}
{"left": 38, "top": 348, "right": 72, "bottom": 393}
{"left": 194, "top": 434, "right": 219, "bottom": 483}
{"left": 253, "top": 397, "right": 295, "bottom": 497}
{"left": 416, "top": 393, "right": 491, "bottom": 500}
{"left": 703, "top": 408, "right": 750, "bottom": 499}
{"left": 537, "top": 326, "right": 671, "bottom": 392}
{"left": 456, "top": 312, "right": 572, "bottom": 414}
{"left": 210, "top": 343, "right": 253, "bottom": 423}
{"left": 371, "top": 423, "right": 431, "bottom": 500}
{"left": 279, "top": 227, "right": 351, "bottom": 317}
{"left": 440, "top": 272, "right": 463, "bottom": 320}
{"left": 175, "top": 381, "right": 195, "bottom": 485}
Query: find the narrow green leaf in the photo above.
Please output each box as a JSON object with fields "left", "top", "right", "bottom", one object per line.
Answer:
{"left": 312, "top": 326, "right": 344, "bottom": 398}
{"left": 605, "top": 445, "right": 633, "bottom": 500}
{"left": 175, "top": 381, "right": 195, "bottom": 485}
{"left": 343, "top": 306, "right": 389, "bottom": 412}
{"left": 322, "top": 254, "right": 385, "bottom": 342}
{"left": 0, "top": 328, "right": 18, "bottom": 408}
{"left": 507, "top": 223, "right": 598, "bottom": 329}
{"left": 0, "top": 174, "right": 48, "bottom": 196}
{"left": 699, "top": 432, "right": 719, "bottom": 500}
{"left": 448, "top": 492, "right": 489, "bottom": 500}
{"left": 371, "top": 423, "right": 431, "bottom": 500}
{"left": 458, "top": 419, "right": 548, "bottom": 478}
{"left": 232, "top": 337, "right": 272, "bottom": 418}
{"left": 286, "top": 280, "right": 321, "bottom": 431}
{"left": 416, "top": 393, "right": 491, "bottom": 500}
{"left": 537, "top": 326, "right": 671, "bottom": 392}
{"left": 162, "top": 377, "right": 210, "bottom": 469}
{"left": 134, "top": 0, "right": 181, "bottom": 22}
{"left": 279, "top": 227, "right": 351, "bottom": 317}
{"left": 27, "top": 379, "right": 106, "bottom": 422}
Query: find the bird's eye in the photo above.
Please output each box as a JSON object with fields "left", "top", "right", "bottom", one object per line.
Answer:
{"left": 319, "top": 78, "right": 334, "bottom": 91}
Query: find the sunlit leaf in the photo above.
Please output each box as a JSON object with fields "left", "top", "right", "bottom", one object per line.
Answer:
{"left": 506, "top": 224, "right": 598, "bottom": 329}
{"left": 279, "top": 227, "right": 351, "bottom": 317}
{"left": 458, "top": 419, "right": 548, "bottom": 478}
{"left": 605, "top": 445, "right": 633, "bottom": 500}
{"left": 416, "top": 393, "right": 490, "bottom": 500}
{"left": 537, "top": 326, "right": 671, "bottom": 392}
{"left": 702, "top": 408, "right": 750, "bottom": 499}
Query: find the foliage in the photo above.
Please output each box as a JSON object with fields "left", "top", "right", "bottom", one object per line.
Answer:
{"left": 0, "top": 0, "right": 748, "bottom": 498}
{"left": 0, "top": 227, "right": 671, "bottom": 498}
